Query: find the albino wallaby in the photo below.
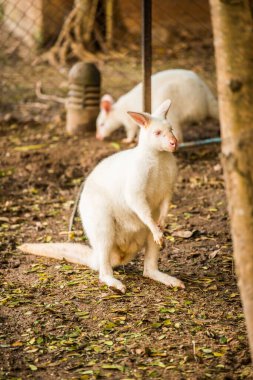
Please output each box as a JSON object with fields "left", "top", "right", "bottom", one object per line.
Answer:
{"left": 96, "top": 69, "right": 218, "bottom": 143}
{"left": 19, "top": 99, "right": 185, "bottom": 293}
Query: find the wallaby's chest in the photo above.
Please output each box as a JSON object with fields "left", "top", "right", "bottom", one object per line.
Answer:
{"left": 145, "top": 159, "right": 176, "bottom": 206}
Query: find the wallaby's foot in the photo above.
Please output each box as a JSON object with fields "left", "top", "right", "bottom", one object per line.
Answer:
{"left": 144, "top": 270, "right": 185, "bottom": 289}
{"left": 100, "top": 275, "right": 126, "bottom": 294}
{"left": 152, "top": 226, "right": 164, "bottom": 246}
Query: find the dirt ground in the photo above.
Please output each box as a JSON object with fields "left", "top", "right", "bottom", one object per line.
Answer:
{"left": 1, "top": 12, "right": 253, "bottom": 380}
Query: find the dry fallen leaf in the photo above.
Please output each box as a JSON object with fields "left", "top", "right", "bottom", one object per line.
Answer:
{"left": 172, "top": 230, "right": 194, "bottom": 239}
{"left": 208, "top": 249, "right": 220, "bottom": 259}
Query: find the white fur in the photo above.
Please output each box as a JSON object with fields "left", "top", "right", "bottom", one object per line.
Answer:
{"left": 19, "top": 100, "right": 184, "bottom": 293}
{"left": 96, "top": 69, "right": 219, "bottom": 143}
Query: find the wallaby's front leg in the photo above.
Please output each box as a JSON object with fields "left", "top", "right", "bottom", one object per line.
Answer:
{"left": 157, "top": 197, "right": 170, "bottom": 228}
{"left": 122, "top": 123, "right": 138, "bottom": 144}
{"left": 143, "top": 233, "right": 185, "bottom": 289}
{"left": 126, "top": 194, "right": 163, "bottom": 245}
{"left": 97, "top": 245, "right": 126, "bottom": 293}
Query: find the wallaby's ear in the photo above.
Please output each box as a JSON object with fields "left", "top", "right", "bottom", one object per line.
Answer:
{"left": 152, "top": 99, "right": 172, "bottom": 119}
{"left": 100, "top": 94, "right": 114, "bottom": 113}
{"left": 127, "top": 111, "right": 151, "bottom": 128}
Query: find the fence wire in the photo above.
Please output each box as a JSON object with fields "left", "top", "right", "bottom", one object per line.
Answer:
{"left": 0, "top": 0, "right": 216, "bottom": 124}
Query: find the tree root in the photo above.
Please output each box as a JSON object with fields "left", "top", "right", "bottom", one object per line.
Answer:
{"left": 37, "top": 1, "right": 111, "bottom": 68}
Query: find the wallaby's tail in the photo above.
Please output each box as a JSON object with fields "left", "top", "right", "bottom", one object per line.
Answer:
{"left": 206, "top": 86, "right": 219, "bottom": 120}
{"left": 18, "top": 243, "right": 98, "bottom": 270}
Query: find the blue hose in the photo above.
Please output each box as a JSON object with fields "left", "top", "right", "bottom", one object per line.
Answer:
{"left": 179, "top": 137, "right": 221, "bottom": 149}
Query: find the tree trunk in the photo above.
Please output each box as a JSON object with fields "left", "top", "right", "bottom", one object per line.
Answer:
{"left": 41, "top": 0, "right": 126, "bottom": 67}
{"left": 209, "top": 0, "right": 253, "bottom": 361}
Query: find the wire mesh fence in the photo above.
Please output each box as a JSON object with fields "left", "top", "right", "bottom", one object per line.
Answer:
{"left": 0, "top": 0, "right": 216, "bottom": 124}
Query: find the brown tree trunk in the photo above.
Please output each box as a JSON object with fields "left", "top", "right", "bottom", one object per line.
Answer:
{"left": 209, "top": 0, "right": 253, "bottom": 361}
{"left": 42, "top": 0, "right": 126, "bottom": 67}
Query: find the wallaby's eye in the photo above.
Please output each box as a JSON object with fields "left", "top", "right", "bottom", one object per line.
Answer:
{"left": 100, "top": 123, "right": 105, "bottom": 128}
{"left": 154, "top": 130, "right": 161, "bottom": 136}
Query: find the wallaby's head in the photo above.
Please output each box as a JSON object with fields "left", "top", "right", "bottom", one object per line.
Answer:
{"left": 96, "top": 95, "right": 121, "bottom": 140}
{"left": 127, "top": 99, "right": 177, "bottom": 153}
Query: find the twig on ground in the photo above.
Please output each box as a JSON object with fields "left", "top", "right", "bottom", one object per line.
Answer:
{"left": 35, "top": 81, "right": 66, "bottom": 104}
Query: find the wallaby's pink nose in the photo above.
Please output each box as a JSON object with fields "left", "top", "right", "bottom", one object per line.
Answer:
{"left": 169, "top": 138, "right": 178, "bottom": 151}
{"left": 96, "top": 133, "right": 104, "bottom": 141}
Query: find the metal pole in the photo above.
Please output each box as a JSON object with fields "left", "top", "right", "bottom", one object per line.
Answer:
{"left": 142, "top": 0, "right": 152, "bottom": 113}
{"left": 106, "top": 0, "right": 114, "bottom": 49}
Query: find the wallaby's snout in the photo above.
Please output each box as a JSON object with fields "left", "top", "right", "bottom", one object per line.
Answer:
{"left": 164, "top": 127, "right": 178, "bottom": 152}
{"left": 96, "top": 132, "right": 104, "bottom": 141}
{"left": 168, "top": 135, "right": 178, "bottom": 152}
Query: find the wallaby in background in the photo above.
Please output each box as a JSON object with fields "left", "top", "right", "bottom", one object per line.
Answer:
{"left": 96, "top": 69, "right": 219, "bottom": 143}
{"left": 19, "top": 99, "right": 185, "bottom": 293}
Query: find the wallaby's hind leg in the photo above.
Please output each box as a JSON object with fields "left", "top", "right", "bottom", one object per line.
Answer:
{"left": 94, "top": 243, "right": 126, "bottom": 293}
{"left": 143, "top": 233, "right": 185, "bottom": 289}
{"left": 82, "top": 205, "right": 126, "bottom": 293}
{"left": 79, "top": 196, "right": 126, "bottom": 293}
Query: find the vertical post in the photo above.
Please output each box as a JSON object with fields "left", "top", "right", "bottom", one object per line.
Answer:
{"left": 142, "top": 0, "right": 152, "bottom": 113}
{"left": 66, "top": 62, "right": 101, "bottom": 135}
{"left": 210, "top": 0, "right": 253, "bottom": 362}
{"left": 106, "top": 0, "right": 114, "bottom": 49}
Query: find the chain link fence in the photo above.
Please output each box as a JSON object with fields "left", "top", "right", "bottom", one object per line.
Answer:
{"left": 0, "top": 0, "right": 215, "bottom": 124}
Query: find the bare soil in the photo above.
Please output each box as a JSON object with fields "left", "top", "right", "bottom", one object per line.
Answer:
{"left": 1, "top": 11, "right": 253, "bottom": 380}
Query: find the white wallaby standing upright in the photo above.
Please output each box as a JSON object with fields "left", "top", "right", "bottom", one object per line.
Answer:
{"left": 19, "top": 99, "right": 185, "bottom": 293}
{"left": 96, "top": 69, "right": 219, "bottom": 143}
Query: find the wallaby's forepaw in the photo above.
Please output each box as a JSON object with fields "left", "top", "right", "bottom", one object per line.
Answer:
{"left": 144, "top": 270, "right": 185, "bottom": 289}
{"left": 153, "top": 226, "right": 164, "bottom": 246}
{"left": 100, "top": 275, "right": 126, "bottom": 294}
{"left": 122, "top": 137, "right": 134, "bottom": 144}
{"left": 157, "top": 217, "right": 166, "bottom": 229}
